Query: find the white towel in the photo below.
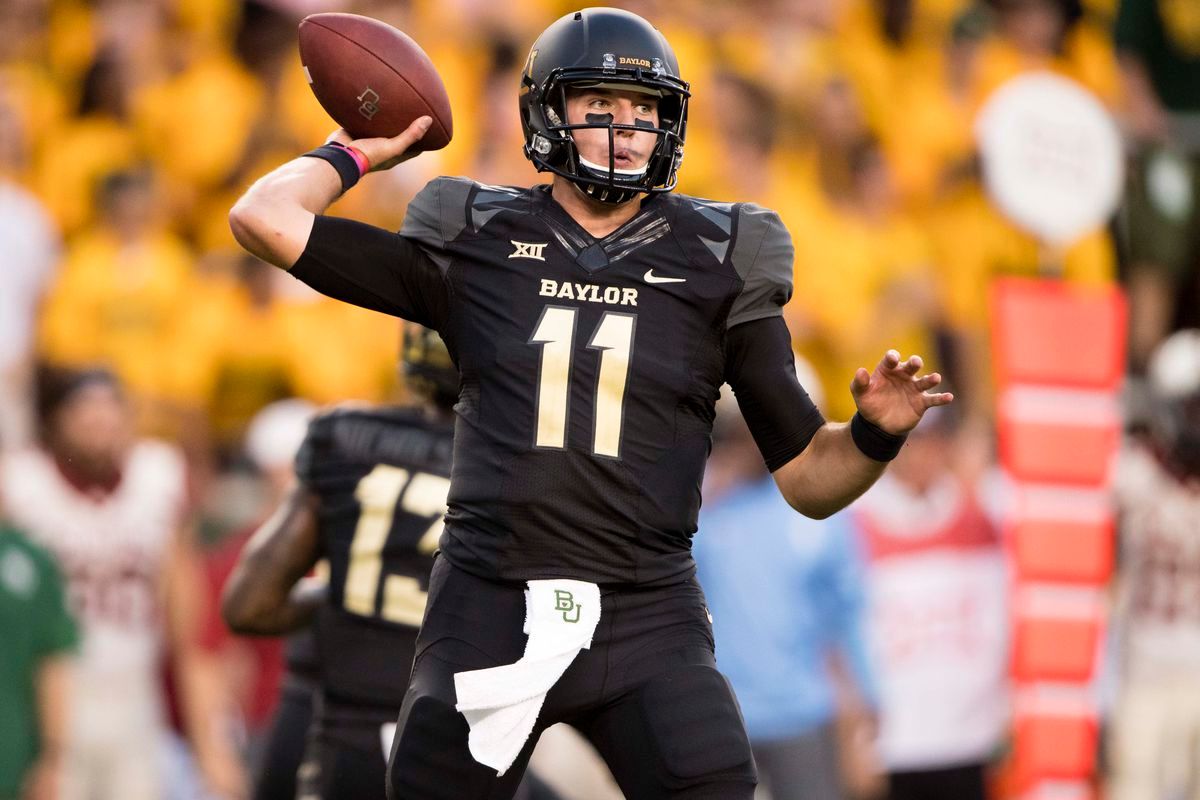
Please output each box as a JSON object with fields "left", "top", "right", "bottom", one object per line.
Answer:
{"left": 454, "top": 579, "right": 601, "bottom": 775}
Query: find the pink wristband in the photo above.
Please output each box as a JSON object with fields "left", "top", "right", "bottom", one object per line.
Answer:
{"left": 330, "top": 141, "right": 370, "bottom": 176}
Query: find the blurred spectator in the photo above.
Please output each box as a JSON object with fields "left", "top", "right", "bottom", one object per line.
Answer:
{"left": 33, "top": 46, "right": 142, "bottom": 237}
{"left": 0, "top": 519, "right": 77, "bottom": 800}
{"left": 0, "top": 88, "right": 60, "bottom": 452}
{"left": 928, "top": 177, "right": 1117, "bottom": 421}
{"left": 175, "top": 255, "right": 298, "bottom": 460}
{"left": 787, "top": 77, "right": 942, "bottom": 421}
{"left": 198, "top": 397, "right": 317, "bottom": 800}
{"left": 695, "top": 382, "right": 879, "bottom": 800}
{"left": 0, "top": 368, "right": 243, "bottom": 800}
{"left": 0, "top": 0, "right": 67, "bottom": 169}
{"left": 680, "top": 70, "right": 784, "bottom": 204}
{"left": 1114, "top": 0, "right": 1200, "bottom": 369}
{"left": 834, "top": 0, "right": 978, "bottom": 206}
{"left": 277, "top": 296, "right": 403, "bottom": 406}
{"left": 974, "top": 0, "right": 1119, "bottom": 106}
{"left": 849, "top": 410, "right": 1009, "bottom": 800}
{"left": 469, "top": 33, "right": 544, "bottom": 187}
{"left": 133, "top": 1, "right": 294, "bottom": 216}
{"left": 1108, "top": 329, "right": 1200, "bottom": 800}
{"left": 911, "top": 0, "right": 1120, "bottom": 420}
{"left": 38, "top": 167, "right": 205, "bottom": 439}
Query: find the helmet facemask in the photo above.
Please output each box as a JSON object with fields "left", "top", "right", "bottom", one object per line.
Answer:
{"left": 522, "top": 62, "right": 689, "bottom": 205}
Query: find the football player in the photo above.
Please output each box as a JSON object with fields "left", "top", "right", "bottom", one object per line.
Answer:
{"left": 0, "top": 368, "right": 246, "bottom": 800}
{"left": 1108, "top": 329, "right": 1200, "bottom": 800}
{"left": 220, "top": 324, "right": 456, "bottom": 799}
{"left": 229, "top": 8, "right": 952, "bottom": 798}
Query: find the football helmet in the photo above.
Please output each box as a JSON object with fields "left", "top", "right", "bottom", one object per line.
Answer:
{"left": 519, "top": 7, "right": 690, "bottom": 204}
{"left": 1147, "top": 328, "right": 1200, "bottom": 477}
{"left": 401, "top": 323, "right": 458, "bottom": 412}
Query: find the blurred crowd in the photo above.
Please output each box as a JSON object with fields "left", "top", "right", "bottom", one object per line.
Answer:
{"left": 1, "top": 0, "right": 1199, "bottom": 798}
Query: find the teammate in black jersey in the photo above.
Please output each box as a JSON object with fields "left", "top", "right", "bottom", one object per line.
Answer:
{"left": 229, "top": 8, "right": 952, "bottom": 799}
{"left": 221, "top": 324, "right": 455, "bottom": 798}
{"left": 222, "top": 326, "right": 568, "bottom": 800}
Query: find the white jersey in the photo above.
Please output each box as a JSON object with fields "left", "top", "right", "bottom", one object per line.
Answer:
{"left": 852, "top": 471, "right": 1010, "bottom": 771}
{"left": 1113, "top": 442, "right": 1200, "bottom": 679}
{"left": 0, "top": 440, "right": 186, "bottom": 677}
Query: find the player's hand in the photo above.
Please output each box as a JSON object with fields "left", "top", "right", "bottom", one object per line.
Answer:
{"left": 326, "top": 115, "right": 433, "bottom": 172}
{"left": 850, "top": 350, "right": 953, "bottom": 436}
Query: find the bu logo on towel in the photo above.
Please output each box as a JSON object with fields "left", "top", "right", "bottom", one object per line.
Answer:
{"left": 554, "top": 590, "right": 581, "bottom": 623}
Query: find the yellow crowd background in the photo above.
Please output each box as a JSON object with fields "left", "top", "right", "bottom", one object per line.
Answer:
{"left": 0, "top": 0, "right": 1159, "bottom": 460}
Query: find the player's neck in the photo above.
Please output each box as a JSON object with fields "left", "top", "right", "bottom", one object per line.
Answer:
{"left": 550, "top": 177, "right": 643, "bottom": 239}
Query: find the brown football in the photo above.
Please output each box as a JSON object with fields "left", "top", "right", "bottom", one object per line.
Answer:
{"left": 298, "top": 12, "right": 452, "bottom": 149}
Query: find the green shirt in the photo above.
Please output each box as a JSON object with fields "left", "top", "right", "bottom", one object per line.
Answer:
{"left": 0, "top": 525, "right": 78, "bottom": 797}
{"left": 1115, "top": 0, "right": 1200, "bottom": 112}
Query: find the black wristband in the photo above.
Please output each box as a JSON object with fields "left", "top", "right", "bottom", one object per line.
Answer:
{"left": 850, "top": 412, "right": 907, "bottom": 462}
{"left": 301, "top": 143, "right": 362, "bottom": 194}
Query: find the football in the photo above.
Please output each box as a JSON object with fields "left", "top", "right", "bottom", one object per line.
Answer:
{"left": 298, "top": 12, "right": 452, "bottom": 150}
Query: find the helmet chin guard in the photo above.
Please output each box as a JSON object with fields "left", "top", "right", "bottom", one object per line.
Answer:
{"left": 519, "top": 8, "right": 689, "bottom": 205}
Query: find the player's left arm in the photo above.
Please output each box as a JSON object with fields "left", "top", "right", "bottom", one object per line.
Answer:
{"left": 221, "top": 485, "right": 325, "bottom": 636}
{"left": 724, "top": 205, "right": 950, "bottom": 519}
{"left": 771, "top": 349, "right": 952, "bottom": 518}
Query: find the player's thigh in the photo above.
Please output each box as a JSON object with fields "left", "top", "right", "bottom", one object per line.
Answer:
{"left": 386, "top": 647, "right": 538, "bottom": 800}
{"left": 583, "top": 648, "right": 756, "bottom": 800}
{"left": 386, "top": 560, "right": 537, "bottom": 800}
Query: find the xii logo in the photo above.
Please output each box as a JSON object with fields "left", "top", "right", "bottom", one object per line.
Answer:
{"left": 554, "top": 590, "right": 581, "bottom": 623}
{"left": 510, "top": 241, "right": 548, "bottom": 261}
{"left": 357, "top": 88, "right": 380, "bottom": 120}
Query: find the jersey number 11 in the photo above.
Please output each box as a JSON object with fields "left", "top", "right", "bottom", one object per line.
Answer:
{"left": 531, "top": 306, "right": 636, "bottom": 458}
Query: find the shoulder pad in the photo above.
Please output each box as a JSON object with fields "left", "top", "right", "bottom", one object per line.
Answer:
{"left": 727, "top": 203, "right": 794, "bottom": 328}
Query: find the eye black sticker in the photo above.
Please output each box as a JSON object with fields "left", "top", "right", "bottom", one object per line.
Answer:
{"left": 585, "top": 113, "right": 614, "bottom": 125}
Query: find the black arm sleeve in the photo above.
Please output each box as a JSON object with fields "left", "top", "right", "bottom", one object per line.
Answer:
{"left": 289, "top": 215, "right": 450, "bottom": 330}
{"left": 724, "top": 315, "right": 826, "bottom": 472}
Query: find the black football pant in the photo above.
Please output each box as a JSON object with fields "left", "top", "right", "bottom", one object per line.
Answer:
{"left": 253, "top": 676, "right": 315, "bottom": 800}
{"left": 298, "top": 696, "right": 567, "bottom": 800}
{"left": 386, "top": 557, "right": 757, "bottom": 799}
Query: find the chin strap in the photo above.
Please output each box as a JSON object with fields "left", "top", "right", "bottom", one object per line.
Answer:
{"left": 576, "top": 154, "right": 649, "bottom": 178}
{"left": 573, "top": 155, "right": 647, "bottom": 204}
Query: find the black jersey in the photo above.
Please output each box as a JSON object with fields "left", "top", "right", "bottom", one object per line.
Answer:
{"left": 294, "top": 405, "right": 454, "bottom": 708}
{"left": 291, "top": 180, "right": 823, "bottom": 588}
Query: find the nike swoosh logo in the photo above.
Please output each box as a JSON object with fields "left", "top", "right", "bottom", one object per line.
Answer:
{"left": 643, "top": 270, "right": 686, "bottom": 284}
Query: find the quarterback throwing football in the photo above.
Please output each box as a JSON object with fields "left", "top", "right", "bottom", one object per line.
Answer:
{"left": 230, "top": 9, "right": 951, "bottom": 799}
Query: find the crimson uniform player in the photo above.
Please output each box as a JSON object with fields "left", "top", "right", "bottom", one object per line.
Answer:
{"left": 229, "top": 8, "right": 952, "bottom": 798}
{"left": 0, "top": 369, "right": 245, "bottom": 800}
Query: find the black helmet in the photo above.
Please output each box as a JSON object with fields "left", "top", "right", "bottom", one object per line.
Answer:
{"left": 519, "top": 7, "right": 690, "bottom": 204}
{"left": 401, "top": 323, "right": 458, "bottom": 412}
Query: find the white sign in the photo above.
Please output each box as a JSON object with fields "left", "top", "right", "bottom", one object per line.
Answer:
{"left": 976, "top": 72, "right": 1124, "bottom": 246}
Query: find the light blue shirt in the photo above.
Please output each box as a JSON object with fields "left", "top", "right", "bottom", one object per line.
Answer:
{"left": 694, "top": 475, "right": 878, "bottom": 742}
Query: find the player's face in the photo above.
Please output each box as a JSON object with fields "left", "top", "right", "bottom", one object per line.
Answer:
{"left": 53, "top": 383, "right": 132, "bottom": 464}
{"left": 564, "top": 87, "right": 660, "bottom": 173}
